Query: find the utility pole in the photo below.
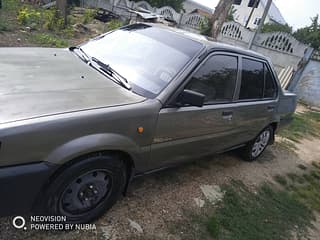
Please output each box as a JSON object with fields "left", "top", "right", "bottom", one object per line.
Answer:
{"left": 248, "top": 0, "right": 272, "bottom": 49}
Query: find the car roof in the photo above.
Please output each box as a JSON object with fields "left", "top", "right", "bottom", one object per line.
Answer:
{"left": 144, "top": 23, "right": 269, "bottom": 62}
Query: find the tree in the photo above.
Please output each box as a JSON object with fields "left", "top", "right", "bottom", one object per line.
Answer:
{"left": 133, "top": 0, "right": 185, "bottom": 12}
{"left": 293, "top": 15, "right": 320, "bottom": 50}
{"left": 261, "top": 23, "right": 292, "bottom": 34}
{"left": 226, "top": 6, "right": 236, "bottom": 22}
{"left": 210, "top": 0, "right": 233, "bottom": 39}
{"left": 56, "top": 0, "right": 67, "bottom": 25}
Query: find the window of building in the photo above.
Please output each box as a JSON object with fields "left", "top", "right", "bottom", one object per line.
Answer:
{"left": 186, "top": 55, "right": 238, "bottom": 104}
{"left": 233, "top": 0, "right": 242, "bottom": 5}
{"left": 248, "top": 0, "right": 260, "bottom": 8}
{"left": 239, "top": 58, "right": 264, "bottom": 100}
{"left": 253, "top": 18, "right": 262, "bottom": 25}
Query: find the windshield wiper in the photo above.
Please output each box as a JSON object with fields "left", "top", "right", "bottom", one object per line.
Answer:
{"left": 91, "top": 57, "right": 131, "bottom": 90}
{"left": 70, "top": 46, "right": 92, "bottom": 64}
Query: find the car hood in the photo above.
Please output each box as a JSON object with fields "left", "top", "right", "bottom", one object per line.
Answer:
{"left": 0, "top": 48, "right": 145, "bottom": 124}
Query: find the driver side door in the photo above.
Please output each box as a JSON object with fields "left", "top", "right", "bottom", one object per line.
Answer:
{"left": 150, "top": 53, "right": 243, "bottom": 168}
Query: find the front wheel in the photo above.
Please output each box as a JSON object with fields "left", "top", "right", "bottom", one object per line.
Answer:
{"left": 39, "top": 153, "right": 126, "bottom": 223}
{"left": 242, "top": 126, "right": 273, "bottom": 162}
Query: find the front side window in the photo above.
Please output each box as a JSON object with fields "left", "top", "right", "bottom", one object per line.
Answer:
{"left": 185, "top": 55, "right": 238, "bottom": 104}
{"left": 239, "top": 58, "right": 264, "bottom": 100}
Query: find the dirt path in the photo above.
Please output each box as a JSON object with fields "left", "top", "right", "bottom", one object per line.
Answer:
{"left": 0, "top": 136, "right": 319, "bottom": 240}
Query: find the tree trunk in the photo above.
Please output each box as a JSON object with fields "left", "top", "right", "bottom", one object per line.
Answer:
{"left": 211, "top": 0, "right": 234, "bottom": 39}
{"left": 56, "top": 0, "right": 67, "bottom": 26}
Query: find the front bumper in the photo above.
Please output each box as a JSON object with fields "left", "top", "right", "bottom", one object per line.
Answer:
{"left": 0, "top": 162, "right": 58, "bottom": 216}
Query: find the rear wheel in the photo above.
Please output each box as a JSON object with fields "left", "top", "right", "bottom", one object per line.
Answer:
{"left": 41, "top": 153, "right": 126, "bottom": 223}
{"left": 242, "top": 126, "right": 273, "bottom": 162}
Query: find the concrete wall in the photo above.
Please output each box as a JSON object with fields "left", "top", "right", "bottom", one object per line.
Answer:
{"left": 295, "top": 60, "right": 320, "bottom": 107}
{"left": 217, "top": 22, "right": 309, "bottom": 74}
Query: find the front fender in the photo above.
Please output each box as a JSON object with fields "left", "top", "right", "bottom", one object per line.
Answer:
{"left": 45, "top": 133, "right": 141, "bottom": 166}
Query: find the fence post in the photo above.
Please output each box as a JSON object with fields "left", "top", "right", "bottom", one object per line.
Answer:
{"left": 177, "top": 13, "right": 183, "bottom": 28}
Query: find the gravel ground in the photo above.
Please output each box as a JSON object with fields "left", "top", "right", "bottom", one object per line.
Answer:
{"left": 1, "top": 137, "right": 319, "bottom": 240}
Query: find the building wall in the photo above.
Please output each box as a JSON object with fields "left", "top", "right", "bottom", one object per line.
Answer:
{"left": 232, "top": 0, "right": 271, "bottom": 29}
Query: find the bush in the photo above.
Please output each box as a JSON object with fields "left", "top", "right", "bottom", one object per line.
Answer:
{"left": 107, "top": 19, "right": 123, "bottom": 31}
{"left": 17, "top": 7, "right": 65, "bottom": 32}
{"left": 200, "top": 17, "right": 211, "bottom": 37}
{"left": 17, "top": 7, "right": 41, "bottom": 26}
{"left": 82, "top": 9, "right": 95, "bottom": 24}
{"left": 31, "top": 33, "right": 68, "bottom": 48}
{"left": 42, "top": 8, "right": 65, "bottom": 31}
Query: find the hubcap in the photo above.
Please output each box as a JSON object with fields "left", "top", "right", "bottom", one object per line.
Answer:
{"left": 251, "top": 130, "right": 270, "bottom": 158}
{"left": 60, "top": 170, "right": 111, "bottom": 215}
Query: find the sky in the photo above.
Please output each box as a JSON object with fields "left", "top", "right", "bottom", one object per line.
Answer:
{"left": 195, "top": 0, "right": 320, "bottom": 29}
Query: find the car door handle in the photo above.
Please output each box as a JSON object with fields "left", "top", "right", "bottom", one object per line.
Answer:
{"left": 222, "top": 111, "right": 233, "bottom": 120}
{"left": 267, "top": 106, "right": 275, "bottom": 112}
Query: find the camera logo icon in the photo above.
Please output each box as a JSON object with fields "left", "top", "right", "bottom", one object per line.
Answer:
{"left": 12, "top": 216, "right": 27, "bottom": 230}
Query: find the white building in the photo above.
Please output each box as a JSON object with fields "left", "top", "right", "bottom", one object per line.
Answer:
{"left": 183, "top": 0, "right": 214, "bottom": 15}
{"left": 232, "top": 0, "right": 286, "bottom": 29}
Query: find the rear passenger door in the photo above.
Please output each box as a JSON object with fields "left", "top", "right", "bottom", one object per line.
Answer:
{"left": 233, "top": 57, "right": 278, "bottom": 143}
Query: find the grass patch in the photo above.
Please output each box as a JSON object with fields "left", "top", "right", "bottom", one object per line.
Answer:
{"left": 312, "top": 161, "right": 320, "bottom": 169}
{"left": 29, "top": 33, "right": 68, "bottom": 48}
{"left": 274, "top": 174, "right": 288, "bottom": 186}
{"left": 278, "top": 111, "right": 320, "bottom": 142}
{"left": 290, "top": 170, "right": 320, "bottom": 211}
{"left": 206, "top": 181, "right": 313, "bottom": 240}
{"left": 297, "top": 164, "right": 308, "bottom": 170}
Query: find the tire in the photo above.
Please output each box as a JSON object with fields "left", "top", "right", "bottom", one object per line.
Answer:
{"left": 40, "top": 153, "right": 126, "bottom": 223}
{"left": 242, "top": 126, "right": 274, "bottom": 162}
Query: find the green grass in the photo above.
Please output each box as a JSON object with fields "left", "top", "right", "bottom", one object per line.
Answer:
{"left": 274, "top": 174, "right": 288, "bottom": 186}
{"left": 206, "top": 181, "right": 314, "bottom": 240}
{"left": 278, "top": 111, "right": 320, "bottom": 142}
{"left": 290, "top": 169, "right": 320, "bottom": 211}
{"left": 297, "top": 164, "right": 308, "bottom": 170}
{"left": 29, "top": 33, "right": 68, "bottom": 48}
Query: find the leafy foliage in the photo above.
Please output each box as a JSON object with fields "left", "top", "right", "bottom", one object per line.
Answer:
{"left": 17, "top": 7, "right": 41, "bottom": 26}
{"left": 17, "top": 7, "right": 66, "bottom": 31}
{"left": 200, "top": 17, "right": 212, "bottom": 37}
{"left": 30, "top": 33, "right": 68, "bottom": 48}
{"left": 293, "top": 15, "right": 320, "bottom": 50}
{"left": 261, "top": 22, "right": 292, "bottom": 34}
{"left": 132, "top": 0, "right": 185, "bottom": 12}
{"left": 226, "top": 6, "right": 236, "bottom": 22}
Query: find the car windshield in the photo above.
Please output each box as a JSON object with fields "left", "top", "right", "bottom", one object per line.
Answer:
{"left": 80, "top": 24, "right": 203, "bottom": 98}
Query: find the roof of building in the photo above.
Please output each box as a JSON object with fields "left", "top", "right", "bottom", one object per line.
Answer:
{"left": 184, "top": 0, "right": 214, "bottom": 14}
{"left": 260, "top": 0, "right": 287, "bottom": 25}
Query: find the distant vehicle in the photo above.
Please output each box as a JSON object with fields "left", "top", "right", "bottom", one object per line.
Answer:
{"left": 0, "top": 23, "right": 296, "bottom": 223}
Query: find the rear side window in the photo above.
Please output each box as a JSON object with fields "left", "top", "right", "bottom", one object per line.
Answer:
{"left": 239, "top": 58, "right": 264, "bottom": 100}
{"left": 186, "top": 55, "right": 238, "bottom": 104}
{"left": 264, "top": 64, "right": 277, "bottom": 98}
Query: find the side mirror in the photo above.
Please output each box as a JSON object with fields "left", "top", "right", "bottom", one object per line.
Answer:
{"left": 178, "top": 89, "right": 205, "bottom": 107}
